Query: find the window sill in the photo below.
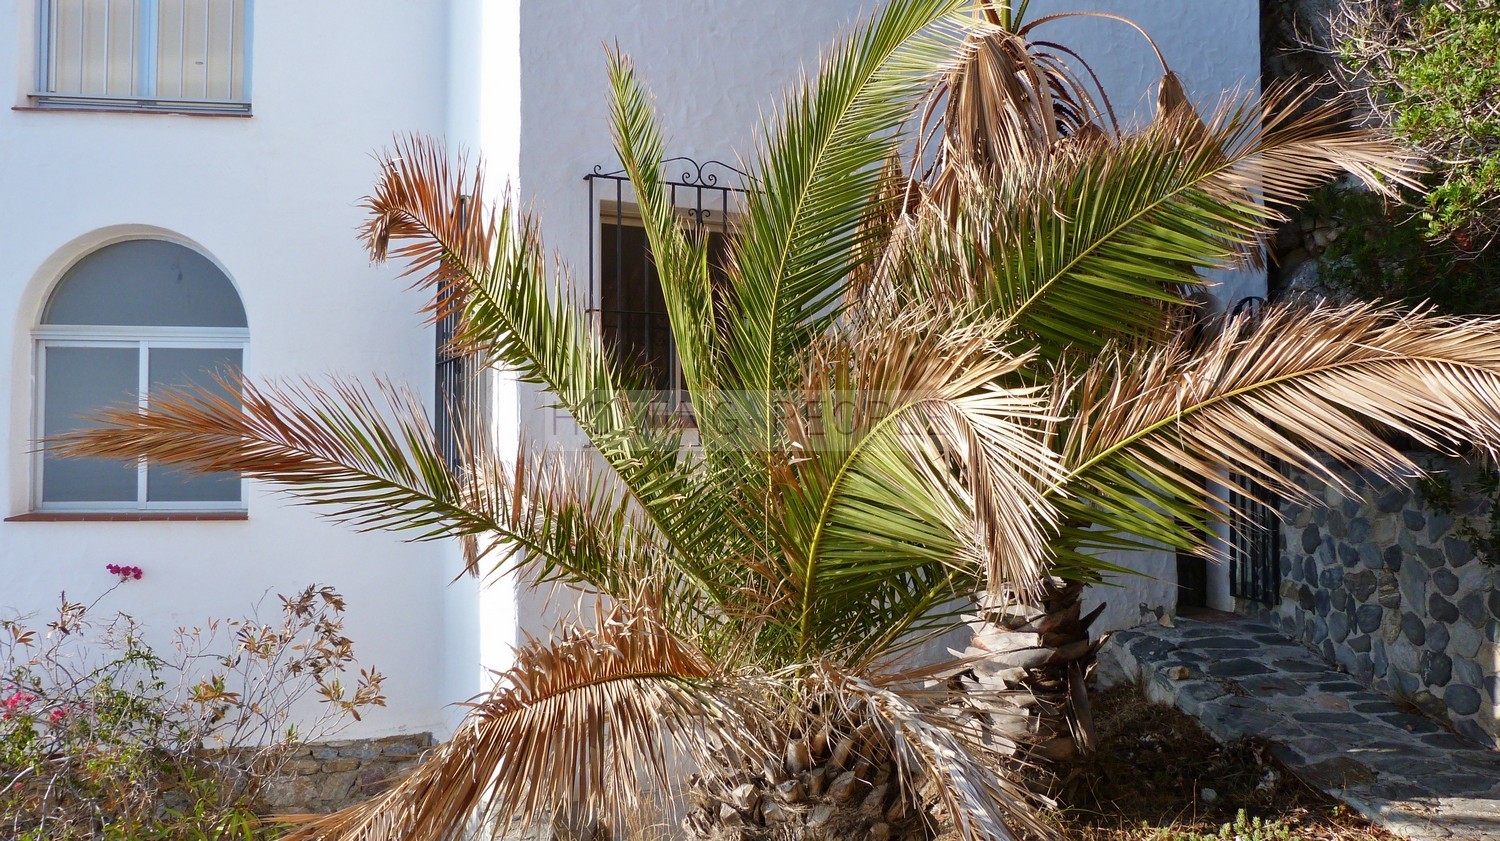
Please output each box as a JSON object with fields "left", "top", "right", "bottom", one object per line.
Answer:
{"left": 6, "top": 512, "right": 248, "bottom": 523}
{"left": 15, "top": 103, "right": 252, "bottom": 119}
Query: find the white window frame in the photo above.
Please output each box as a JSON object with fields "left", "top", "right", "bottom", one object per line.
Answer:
{"left": 32, "top": 0, "right": 254, "bottom": 114}
{"left": 33, "top": 324, "right": 250, "bottom": 512}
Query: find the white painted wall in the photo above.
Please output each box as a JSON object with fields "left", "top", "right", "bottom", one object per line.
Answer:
{"left": 0, "top": 1, "right": 453, "bottom": 739}
{"left": 0, "top": 0, "right": 1264, "bottom": 744}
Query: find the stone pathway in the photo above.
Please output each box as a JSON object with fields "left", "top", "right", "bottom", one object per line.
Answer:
{"left": 1097, "top": 617, "right": 1500, "bottom": 840}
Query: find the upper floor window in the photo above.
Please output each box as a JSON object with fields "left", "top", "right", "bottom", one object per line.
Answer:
{"left": 34, "top": 239, "right": 249, "bottom": 511}
{"left": 33, "top": 0, "right": 252, "bottom": 113}
{"left": 586, "top": 159, "right": 744, "bottom": 410}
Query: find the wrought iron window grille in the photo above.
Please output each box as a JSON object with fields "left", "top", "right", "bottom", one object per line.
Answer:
{"left": 1227, "top": 296, "right": 1282, "bottom": 606}
{"left": 584, "top": 158, "right": 748, "bottom": 416}
{"left": 434, "top": 195, "right": 480, "bottom": 474}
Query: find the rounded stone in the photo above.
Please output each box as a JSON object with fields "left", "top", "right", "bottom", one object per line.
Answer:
{"left": 1315, "top": 589, "right": 1333, "bottom": 617}
{"left": 1428, "top": 623, "right": 1451, "bottom": 652}
{"left": 1345, "top": 569, "right": 1377, "bottom": 602}
{"left": 1321, "top": 639, "right": 1336, "bottom": 661}
{"left": 1489, "top": 619, "right": 1500, "bottom": 643}
{"left": 1377, "top": 571, "right": 1402, "bottom": 609}
{"left": 1459, "top": 592, "right": 1488, "bottom": 627}
{"left": 1402, "top": 613, "right": 1427, "bottom": 646}
{"left": 1310, "top": 615, "right": 1329, "bottom": 644}
{"left": 1298, "top": 584, "right": 1316, "bottom": 612}
{"left": 1359, "top": 543, "right": 1383, "bottom": 570}
{"left": 1331, "top": 587, "right": 1350, "bottom": 614}
{"left": 1303, "top": 556, "right": 1319, "bottom": 583}
{"left": 1328, "top": 509, "right": 1347, "bottom": 539}
{"left": 1433, "top": 568, "right": 1460, "bottom": 597}
{"left": 1422, "top": 651, "right": 1454, "bottom": 687}
{"left": 1353, "top": 652, "right": 1374, "bottom": 682}
{"left": 1302, "top": 525, "right": 1322, "bottom": 554}
{"left": 1347, "top": 517, "right": 1372, "bottom": 543}
{"left": 1453, "top": 655, "right": 1483, "bottom": 688}
{"left": 1338, "top": 543, "right": 1361, "bottom": 567}
{"left": 1384, "top": 544, "right": 1404, "bottom": 572}
{"left": 1328, "top": 611, "right": 1351, "bottom": 643}
{"left": 1320, "top": 566, "right": 1346, "bottom": 589}
{"left": 1451, "top": 622, "right": 1483, "bottom": 659}
{"left": 1485, "top": 675, "right": 1500, "bottom": 700}
{"left": 1419, "top": 548, "right": 1447, "bottom": 570}
{"left": 1347, "top": 632, "right": 1371, "bottom": 653}
{"left": 1455, "top": 719, "right": 1496, "bottom": 748}
{"left": 1445, "top": 537, "right": 1476, "bottom": 568}
{"left": 1356, "top": 604, "right": 1384, "bottom": 634}
{"left": 1446, "top": 684, "right": 1482, "bottom": 716}
{"left": 1430, "top": 593, "right": 1461, "bottom": 624}
{"left": 1403, "top": 509, "right": 1427, "bottom": 531}
{"left": 1372, "top": 639, "right": 1389, "bottom": 676}
{"left": 1488, "top": 589, "right": 1500, "bottom": 620}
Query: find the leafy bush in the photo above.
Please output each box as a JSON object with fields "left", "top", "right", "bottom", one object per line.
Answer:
{"left": 1331, "top": 0, "right": 1500, "bottom": 247}
{"left": 0, "top": 574, "right": 384, "bottom": 840}
{"left": 1305, "top": 184, "right": 1500, "bottom": 314}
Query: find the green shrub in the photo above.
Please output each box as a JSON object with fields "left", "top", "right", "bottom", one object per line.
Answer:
{"left": 1147, "top": 809, "right": 1295, "bottom": 841}
{"left": 1308, "top": 184, "right": 1500, "bottom": 314}
{"left": 1332, "top": 0, "right": 1500, "bottom": 246}
{"left": 0, "top": 578, "right": 384, "bottom": 839}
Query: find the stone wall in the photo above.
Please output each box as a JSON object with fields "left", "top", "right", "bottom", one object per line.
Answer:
{"left": 256, "top": 733, "right": 434, "bottom": 814}
{"left": 1246, "top": 455, "right": 1500, "bottom": 746}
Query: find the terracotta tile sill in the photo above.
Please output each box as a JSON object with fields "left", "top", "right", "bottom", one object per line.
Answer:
{"left": 6, "top": 512, "right": 248, "bottom": 523}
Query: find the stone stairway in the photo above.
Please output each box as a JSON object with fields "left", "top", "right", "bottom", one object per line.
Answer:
{"left": 1098, "top": 617, "right": 1500, "bottom": 840}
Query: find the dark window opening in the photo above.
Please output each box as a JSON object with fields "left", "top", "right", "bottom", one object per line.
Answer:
{"left": 586, "top": 158, "right": 746, "bottom": 410}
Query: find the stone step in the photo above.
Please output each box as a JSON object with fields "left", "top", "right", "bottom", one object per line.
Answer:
{"left": 1098, "top": 618, "right": 1500, "bottom": 840}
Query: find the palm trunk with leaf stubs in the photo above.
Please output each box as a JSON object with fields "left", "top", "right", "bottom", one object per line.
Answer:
{"left": 48, "top": 2, "right": 1500, "bottom": 841}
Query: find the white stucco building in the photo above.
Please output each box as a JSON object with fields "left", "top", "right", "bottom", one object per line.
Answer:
{"left": 0, "top": 0, "right": 1262, "bottom": 742}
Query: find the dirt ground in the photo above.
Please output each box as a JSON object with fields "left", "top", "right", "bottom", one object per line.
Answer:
{"left": 1039, "top": 687, "right": 1398, "bottom": 840}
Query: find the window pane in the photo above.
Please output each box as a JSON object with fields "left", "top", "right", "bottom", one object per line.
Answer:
{"left": 146, "top": 347, "right": 242, "bottom": 503}
{"left": 41, "top": 346, "right": 138, "bottom": 504}
{"left": 43, "top": 240, "right": 248, "bottom": 328}
{"left": 600, "top": 222, "right": 675, "bottom": 394}
{"left": 45, "top": 0, "right": 138, "bottom": 97}
{"left": 156, "top": 0, "right": 246, "bottom": 101}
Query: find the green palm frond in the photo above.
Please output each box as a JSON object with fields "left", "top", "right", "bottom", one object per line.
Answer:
{"left": 718, "top": 0, "right": 968, "bottom": 457}
{"left": 908, "top": 88, "right": 1421, "bottom": 364}
{"left": 363, "top": 137, "right": 724, "bottom": 563}
{"left": 762, "top": 311, "right": 1061, "bottom": 663}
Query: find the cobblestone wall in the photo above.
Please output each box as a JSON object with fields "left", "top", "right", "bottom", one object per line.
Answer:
{"left": 1246, "top": 456, "right": 1500, "bottom": 746}
{"left": 256, "top": 733, "right": 433, "bottom": 814}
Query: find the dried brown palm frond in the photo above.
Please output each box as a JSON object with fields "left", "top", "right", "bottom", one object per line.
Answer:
{"left": 281, "top": 599, "right": 771, "bottom": 841}
{"left": 1048, "top": 301, "right": 1500, "bottom": 576}
{"left": 915, "top": 5, "right": 1182, "bottom": 211}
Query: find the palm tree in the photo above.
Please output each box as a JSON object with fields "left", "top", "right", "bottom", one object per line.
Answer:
{"left": 49, "top": 1, "right": 1500, "bottom": 839}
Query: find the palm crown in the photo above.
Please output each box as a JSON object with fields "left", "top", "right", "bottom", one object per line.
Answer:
{"left": 53, "top": 1, "right": 1500, "bottom": 839}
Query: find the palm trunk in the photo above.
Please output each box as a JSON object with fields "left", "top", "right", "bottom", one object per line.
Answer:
{"left": 681, "top": 719, "right": 927, "bottom": 841}
{"left": 954, "top": 578, "right": 1104, "bottom": 793}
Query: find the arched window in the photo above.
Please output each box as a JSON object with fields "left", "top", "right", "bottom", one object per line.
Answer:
{"left": 34, "top": 239, "right": 248, "bottom": 511}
